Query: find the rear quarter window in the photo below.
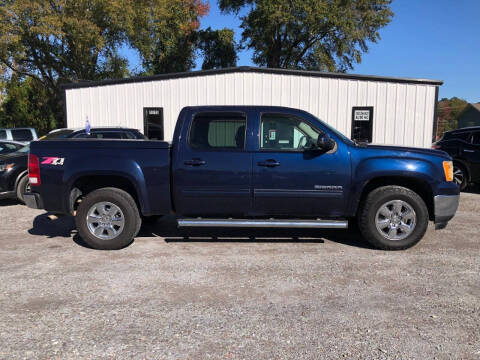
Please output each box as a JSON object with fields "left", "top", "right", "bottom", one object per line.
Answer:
{"left": 11, "top": 129, "right": 33, "bottom": 141}
{"left": 0, "top": 130, "right": 6, "bottom": 140}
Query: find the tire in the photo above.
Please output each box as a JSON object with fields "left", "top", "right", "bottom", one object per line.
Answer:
{"left": 358, "top": 186, "right": 429, "bottom": 250}
{"left": 453, "top": 162, "right": 468, "bottom": 191}
{"left": 16, "top": 175, "right": 30, "bottom": 203}
{"left": 75, "top": 187, "right": 141, "bottom": 250}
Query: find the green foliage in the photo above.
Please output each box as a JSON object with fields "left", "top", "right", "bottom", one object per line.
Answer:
{"left": 197, "top": 27, "right": 238, "bottom": 70}
{"left": 437, "top": 97, "right": 469, "bottom": 134}
{"left": 130, "top": 0, "right": 210, "bottom": 74}
{"left": 219, "top": 0, "right": 393, "bottom": 71}
{"left": 0, "top": 77, "right": 56, "bottom": 135}
{"left": 0, "top": 0, "right": 211, "bottom": 132}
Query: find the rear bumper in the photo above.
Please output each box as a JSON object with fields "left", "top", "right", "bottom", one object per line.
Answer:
{"left": 24, "top": 192, "right": 44, "bottom": 210}
{"left": 434, "top": 194, "right": 460, "bottom": 229}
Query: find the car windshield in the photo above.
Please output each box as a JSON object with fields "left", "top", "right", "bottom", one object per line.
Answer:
{"left": 0, "top": 143, "right": 21, "bottom": 154}
{"left": 40, "top": 129, "right": 74, "bottom": 140}
{"left": 17, "top": 145, "right": 30, "bottom": 153}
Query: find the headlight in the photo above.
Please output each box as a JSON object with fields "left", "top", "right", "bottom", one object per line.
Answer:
{"left": 0, "top": 163, "right": 14, "bottom": 172}
{"left": 443, "top": 161, "right": 453, "bottom": 182}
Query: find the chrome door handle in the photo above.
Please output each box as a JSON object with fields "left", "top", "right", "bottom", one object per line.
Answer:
{"left": 258, "top": 160, "right": 281, "bottom": 167}
{"left": 184, "top": 159, "right": 206, "bottom": 166}
{"left": 464, "top": 149, "right": 474, "bottom": 153}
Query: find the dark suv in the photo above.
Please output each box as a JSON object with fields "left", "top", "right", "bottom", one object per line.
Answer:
{"left": 433, "top": 127, "right": 480, "bottom": 190}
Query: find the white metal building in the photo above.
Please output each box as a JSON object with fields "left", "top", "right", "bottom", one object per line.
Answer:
{"left": 63, "top": 67, "right": 442, "bottom": 148}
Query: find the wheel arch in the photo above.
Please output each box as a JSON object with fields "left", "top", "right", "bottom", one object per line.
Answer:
{"left": 14, "top": 169, "right": 28, "bottom": 190}
{"left": 354, "top": 176, "right": 435, "bottom": 221}
{"left": 68, "top": 174, "right": 143, "bottom": 215}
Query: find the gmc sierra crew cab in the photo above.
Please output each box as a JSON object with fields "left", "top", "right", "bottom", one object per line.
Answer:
{"left": 24, "top": 106, "right": 460, "bottom": 250}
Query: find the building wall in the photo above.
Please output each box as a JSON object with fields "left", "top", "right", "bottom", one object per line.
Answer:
{"left": 65, "top": 71, "right": 438, "bottom": 148}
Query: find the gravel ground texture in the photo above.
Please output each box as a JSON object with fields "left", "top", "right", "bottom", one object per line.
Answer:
{"left": 0, "top": 191, "right": 479, "bottom": 359}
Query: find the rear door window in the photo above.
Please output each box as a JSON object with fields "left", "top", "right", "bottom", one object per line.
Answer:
{"left": 0, "top": 130, "right": 6, "bottom": 140}
{"left": 189, "top": 113, "right": 246, "bottom": 150}
{"left": 451, "top": 132, "right": 471, "bottom": 142}
{"left": 11, "top": 129, "right": 33, "bottom": 141}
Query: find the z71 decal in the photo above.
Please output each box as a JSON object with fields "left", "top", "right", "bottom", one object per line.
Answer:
{"left": 41, "top": 157, "right": 65, "bottom": 166}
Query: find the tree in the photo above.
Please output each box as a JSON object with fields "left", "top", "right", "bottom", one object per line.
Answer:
{"left": 219, "top": 0, "right": 393, "bottom": 71}
{"left": 197, "top": 27, "right": 238, "bottom": 70}
{"left": 131, "top": 0, "right": 210, "bottom": 74}
{"left": 437, "top": 97, "right": 469, "bottom": 136}
{"left": 0, "top": 76, "right": 56, "bottom": 135}
{"left": 0, "top": 0, "right": 209, "bottom": 130}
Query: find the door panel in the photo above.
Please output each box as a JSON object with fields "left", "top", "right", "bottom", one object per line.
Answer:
{"left": 174, "top": 112, "right": 252, "bottom": 216}
{"left": 253, "top": 113, "right": 350, "bottom": 217}
{"left": 465, "top": 132, "right": 480, "bottom": 181}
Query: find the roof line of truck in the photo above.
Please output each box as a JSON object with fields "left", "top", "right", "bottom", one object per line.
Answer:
{"left": 61, "top": 66, "right": 444, "bottom": 90}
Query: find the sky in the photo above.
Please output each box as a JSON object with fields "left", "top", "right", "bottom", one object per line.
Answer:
{"left": 127, "top": 0, "right": 480, "bottom": 103}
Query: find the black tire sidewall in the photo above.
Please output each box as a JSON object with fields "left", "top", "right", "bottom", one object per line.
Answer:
{"left": 75, "top": 188, "right": 141, "bottom": 250}
{"left": 16, "top": 175, "right": 29, "bottom": 203}
{"left": 360, "top": 187, "right": 429, "bottom": 250}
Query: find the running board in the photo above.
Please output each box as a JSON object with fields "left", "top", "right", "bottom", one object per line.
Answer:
{"left": 177, "top": 218, "right": 348, "bottom": 229}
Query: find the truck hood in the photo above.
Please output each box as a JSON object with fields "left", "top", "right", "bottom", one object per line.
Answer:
{"left": 360, "top": 144, "right": 450, "bottom": 159}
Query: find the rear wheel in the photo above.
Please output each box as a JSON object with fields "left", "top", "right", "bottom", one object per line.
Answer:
{"left": 16, "top": 175, "right": 30, "bottom": 203}
{"left": 453, "top": 163, "right": 468, "bottom": 191}
{"left": 76, "top": 187, "right": 141, "bottom": 250}
{"left": 358, "top": 186, "right": 429, "bottom": 250}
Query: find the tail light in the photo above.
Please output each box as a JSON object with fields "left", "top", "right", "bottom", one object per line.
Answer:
{"left": 28, "top": 154, "right": 41, "bottom": 186}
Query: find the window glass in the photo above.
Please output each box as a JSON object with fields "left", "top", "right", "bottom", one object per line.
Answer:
{"left": 11, "top": 129, "right": 33, "bottom": 141}
{"left": 124, "top": 131, "right": 135, "bottom": 139}
{"left": 94, "top": 132, "right": 122, "bottom": 139}
{"left": 0, "top": 143, "right": 20, "bottom": 154}
{"left": 260, "top": 114, "right": 321, "bottom": 150}
{"left": 471, "top": 132, "right": 480, "bottom": 145}
{"left": 189, "top": 113, "right": 246, "bottom": 150}
{"left": 447, "top": 131, "right": 471, "bottom": 141}
{"left": 43, "top": 129, "right": 74, "bottom": 140}
{"left": 73, "top": 132, "right": 123, "bottom": 139}
{"left": 0, "top": 130, "right": 6, "bottom": 140}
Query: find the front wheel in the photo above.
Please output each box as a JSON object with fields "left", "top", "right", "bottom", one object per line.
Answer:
{"left": 358, "top": 186, "right": 429, "bottom": 250}
{"left": 453, "top": 163, "right": 468, "bottom": 191}
{"left": 76, "top": 187, "right": 141, "bottom": 250}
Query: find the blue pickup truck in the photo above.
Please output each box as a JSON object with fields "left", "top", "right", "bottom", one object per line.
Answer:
{"left": 25, "top": 106, "right": 459, "bottom": 250}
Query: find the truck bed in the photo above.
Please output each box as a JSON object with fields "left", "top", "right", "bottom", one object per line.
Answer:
{"left": 29, "top": 139, "right": 172, "bottom": 215}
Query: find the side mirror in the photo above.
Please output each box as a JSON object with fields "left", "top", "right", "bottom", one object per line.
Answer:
{"left": 317, "top": 134, "right": 335, "bottom": 151}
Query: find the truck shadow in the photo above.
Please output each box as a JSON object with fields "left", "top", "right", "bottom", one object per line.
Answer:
{"left": 28, "top": 213, "right": 373, "bottom": 250}
{"left": 464, "top": 184, "right": 480, "bottom": 194}
{"left": 0, "top": 199, "right": 21, "bottom": 207}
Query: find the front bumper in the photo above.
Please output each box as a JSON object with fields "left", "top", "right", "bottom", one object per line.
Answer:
{"left": 434, "top": 194, "right": 460, "bottom": 229}
{"left": 24, "top": 192, "right": 44, "bottom": 210}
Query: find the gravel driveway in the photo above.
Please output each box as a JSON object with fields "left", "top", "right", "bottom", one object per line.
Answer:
{"left": 0, "top": 192, "right": 479, "bottom": 359}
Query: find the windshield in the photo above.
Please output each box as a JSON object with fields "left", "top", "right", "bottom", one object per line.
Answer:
{"left": 312, "top": 115, "right": 355, "bottom": 145}
{"left": 17, "top": 145, "right": 30, "bottom": 153}
{"left": 40, "top": 129, "right": 74, "bottom": 140}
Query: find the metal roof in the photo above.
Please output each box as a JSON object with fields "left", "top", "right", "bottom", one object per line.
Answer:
{"left": 62, "top": 66, "right": 443, "bottom": 90}
{"left": 470, "top": 103, "right": 480, "bottom": 112}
